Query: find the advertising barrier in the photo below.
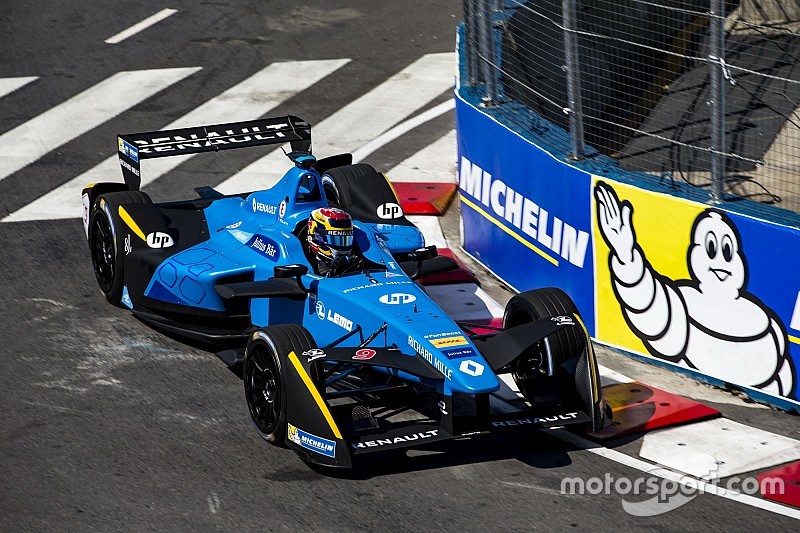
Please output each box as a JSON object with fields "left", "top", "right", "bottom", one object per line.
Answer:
{"left": 456, "top": 90, "right": 800, "bottom": 409}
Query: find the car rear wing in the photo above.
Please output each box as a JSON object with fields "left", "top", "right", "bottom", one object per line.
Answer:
{"left": 117, "top": 115, "right": 312, "bottom": 191}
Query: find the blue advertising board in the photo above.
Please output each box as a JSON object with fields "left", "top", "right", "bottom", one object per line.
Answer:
{"left": 456, "top": 92, "right": 597, "bottom": 333}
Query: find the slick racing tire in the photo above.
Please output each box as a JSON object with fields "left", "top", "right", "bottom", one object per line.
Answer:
{"left": 503, "top": 288, "right": 585, "bottom": 405}
{"left": 88, "top": 190, "right": 151, "bottom": 306}
{"left": 321, "top": 163, "right": 379, "bottom": 209}
{"left": 244, "top": 324, "right": 316, "bottom": 445}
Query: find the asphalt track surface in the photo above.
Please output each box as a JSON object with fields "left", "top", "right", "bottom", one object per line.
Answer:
{"left": 1, "top": 1, "right": 798, "bottom": 530}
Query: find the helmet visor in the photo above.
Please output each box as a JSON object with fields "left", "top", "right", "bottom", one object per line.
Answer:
{"left": 317, "top": 229, "right": 353, "bottom": 251}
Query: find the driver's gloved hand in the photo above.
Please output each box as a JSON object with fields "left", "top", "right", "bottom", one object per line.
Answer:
{"left": 327, "top": 255, "right": 350, "bottom": 277}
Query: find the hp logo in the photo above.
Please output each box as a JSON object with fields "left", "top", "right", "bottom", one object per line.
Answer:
{"left": 379, "top": 293, "right": 416, "bottom": 305}
{"left": 376, "top": 202, "right": 403, "bottom": 220}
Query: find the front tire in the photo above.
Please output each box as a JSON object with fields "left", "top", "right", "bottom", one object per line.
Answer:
{"left": 244, "top": 324, "right": 316, "bottom": 445}
{"left": 503, "top": 288, "right": 584, "bottom": 405}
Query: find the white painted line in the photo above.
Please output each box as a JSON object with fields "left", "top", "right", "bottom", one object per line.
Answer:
{"left": 0, "top": 67, "right": 200, "bottom": 185}
{"left": 105, "top": 8, "right": 178, "bottom": 44}
{"left": 639, "top": 418, "right": 800, "bottom": 480}
{"left": 352, "top": 99, "right": 455, "bottom": 164}
{"left": 387, "top": 129, "right": 457, "bottom": 183}
{"left": 407, "top": 215, "right": 447, "bottom": 249}
{"left": 4, "top": 59, "right": 349, "bottom": 223}
{"left": 0, "top": 76, "right": 38, "bottom": 99}
{"left": 216, "top": 52, "right": 456, "bottom": 194}
{"left": 552, "top": 428, "right": 800, "bottom": 520}
{"left": 426, "top": 282, "right": 505, "bottom": 322}
{"left": 597, "top": 364, "right": 635, "bottom": 386}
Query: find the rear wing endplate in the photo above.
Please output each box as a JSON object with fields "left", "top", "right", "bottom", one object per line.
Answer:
{"left": 117, "top": 115, "right": 311, "bottom": 190}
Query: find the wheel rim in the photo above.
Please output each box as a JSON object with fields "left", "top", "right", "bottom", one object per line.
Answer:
{"left": 90, "top": 213, "right": 116, "bottom": 293}
{"left": 245, "top": 344, "right": 282, "bottom": 435}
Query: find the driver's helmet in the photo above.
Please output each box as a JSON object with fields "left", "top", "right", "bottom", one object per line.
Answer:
{"left": 307, "top": 207, "right": 354, "bottom": 263}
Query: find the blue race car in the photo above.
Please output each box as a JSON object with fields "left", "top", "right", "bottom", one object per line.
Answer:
{"left": 82, "top": 116, "right": 610, "bottom": 468}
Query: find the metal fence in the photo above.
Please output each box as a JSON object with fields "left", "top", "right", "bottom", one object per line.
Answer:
{"left": 462, "top": 0, "right": 800, "bottom": 214}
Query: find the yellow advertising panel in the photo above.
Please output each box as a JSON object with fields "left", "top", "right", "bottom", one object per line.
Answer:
{"left": 593, "top": 178, "right": 703, "bottom": 351}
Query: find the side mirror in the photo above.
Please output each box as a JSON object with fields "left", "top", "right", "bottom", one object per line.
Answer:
{"left": 273, "top": 264, "right": 311, "bottom": 292}
{"left": 408, "top": 245, "right": 438, "bottom": 263}
{"left": 274, "top": 264, "right": 309, "bottom": 278}
{"left": 404, "top": 246, "right": 438, "bottom": 280}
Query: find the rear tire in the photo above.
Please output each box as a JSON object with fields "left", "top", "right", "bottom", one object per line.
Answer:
{"left": 88, "top": 190, "right": 151, "bottom": 306}
{"left": 321, "top": 163, "right": 379, "bottom": 209}
{"left": 503, "top": 288, "right": 584, "bottom": 405}
{"left": 244, "top": 324, "right": 316, "bottom": 445}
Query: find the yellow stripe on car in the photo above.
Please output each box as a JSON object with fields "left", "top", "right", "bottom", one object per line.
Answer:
{"left": 118, "top": 206, "right": 146, "bottom": 241}
{"left": 288, "top": 351, "right": 343, "bottom": 440}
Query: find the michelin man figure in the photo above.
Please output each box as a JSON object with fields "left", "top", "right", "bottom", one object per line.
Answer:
{"left": 595, "top": 182, "right": 795, "bottom": 399}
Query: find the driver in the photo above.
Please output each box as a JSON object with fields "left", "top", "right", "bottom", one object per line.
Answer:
{"left": 306, "top": 207, "right": 363, "bottom": 276}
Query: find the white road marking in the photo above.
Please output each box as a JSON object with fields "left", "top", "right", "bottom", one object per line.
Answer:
{"left": 207, "top": 492, "right": 221, "bottom": 514}
{"left": 407, "top": 215, "right": 448, "bottom": 248}
{"left": 105, "top": 8, "right": 178, "bottom": 44}
{"left": 639, "top": 418, "right": 800, "bottom": 479}
{"left": 216, "top": 52, "right": 456, "bottom": 194}
{"left": 4, "top": 59, "right": 348, "bottom": 222}
{"left": 0, "top": 76, "right": 38, "bottom": 99}
{"left": 0, "top": 67, "right": 200, "bottom": 184}
{"left": 352, "top": 99, "right": 455, "bottom": 164}
{"left": 387, "top": 129, "right": 457, "bottom": 183}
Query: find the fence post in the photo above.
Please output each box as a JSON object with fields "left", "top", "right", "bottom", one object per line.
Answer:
{"left": 563, "top": 0, "right": 585, "bottom": 160}
{"left": 709, "top": 0, "right": 727, "bottom": 203}
{"left": 463, "top": 0, "right": 478, "bottom": 85}
{"left": 477, "top": 0, "right": 499, "bottom": 105}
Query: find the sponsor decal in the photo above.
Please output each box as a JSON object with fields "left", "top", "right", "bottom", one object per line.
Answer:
{"left": 252, "top": 198, "right": 277, "bottom": 215}
{"left": 117, "top": 138, "right": 139, "bottom": 162}
{"left": 430, "top": 335, "right": 468, "bottom": 348}
{"left": 376, "top": 202, "right": 403, "bottom": 220}
{"left": 459, "top": 359, "right": 485, "bottom": 377}
{"left": 124, "top": 234, "right": 132, "bottom": 255}
{"left": 352, "top": 429, "right": 439, "bottom": 449}
{"left": 423, "top": 331, "right": 462, "bottom": 340}
{"left": 342, "top": 279, "right": 412, "bottom": 293}
{"left": 119, "top": 158, "right": 139, "bottom": 177}
{"left": 491, "top": 412, "right": 579, "bottom": 427}
{"left": 353, "top": 349, "right": 376, "bottom": 361}
{"left": 246, "top": 234, "right": 279, "bottom": 261}
{"left": 408, "top": 336, "right": 452, "bottom": 380}
{"left": 146, "top": 232, "right": 174, "bottom": 249}
{"left": 82, "top": 193, "right": 91, "bottom": 238}
{"left": 302, "top": 348, "right": 326, "bottom": 362}
{"left": 460, "top": 156, "right": 589, "bottom": 268}
{"left": 121, "top": 287, "right": 133, "bottom": 309}
{"left": 134, "top": 122, "right": 295, "bottom": 155}
{"left": 379, "top": 293, "right": 416, "bottom": 305}
{"left": 229, "top": 229, "right": 252, "bottom": 244}
{"left": 437, "top": 400, "right": 448, "bottom": 415}
{"left": 279, "top": 199, "right": 287, "bottom": 218}
{"left": 316, "top": 301, "right": 325, "bottom": 320}
{"left": 327, "top": 310, "right": 353, "bottom": 331}
{"left": 225, "top": 221, "right": 242, "bottom": 230}
{"left": 552, "top": 315, "right": 575, "bottom": 326}
{"left": 442, "top": 347, "right": 477, "bottom": 360}
{"left": 287, "top": 423, "right": 336, "bottom": 458}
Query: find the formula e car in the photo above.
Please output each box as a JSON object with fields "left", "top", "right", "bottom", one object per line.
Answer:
{"left": 82, "top": 116, "right": 610, "bottom": 468}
